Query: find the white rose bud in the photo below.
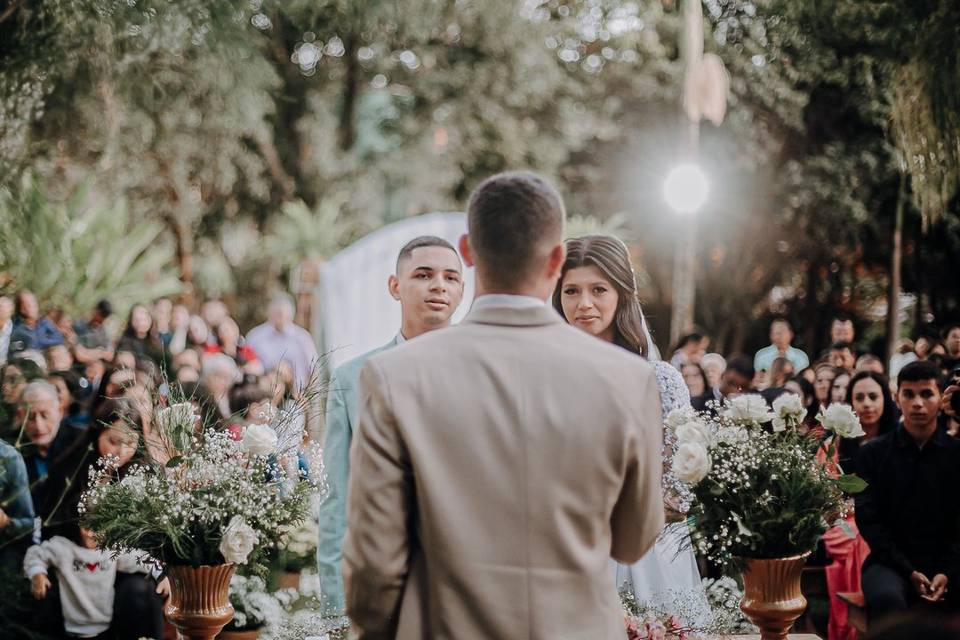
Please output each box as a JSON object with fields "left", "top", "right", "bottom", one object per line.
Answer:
{"left": 724, "top": 394, "right": 775, "bottom": 426}
{"left": 771, "top": 393, "right": 806, "bottom": 432}
{"left": 818, "top": 404, "right": 865, "bottom": 439}
{"left": 675, "top": 420, "right": 713, "bottom": 448}
{"left": 672, "top": 442, "right": 712, "bottom": 485}
{"left": 665, "top": 406, "right": 698, "bottom": 430}
{"left": 241, "top": 423, "right": 278, "bottom": 457}
{"left": 219, "top": 516, "right": 259, "bottom": 564}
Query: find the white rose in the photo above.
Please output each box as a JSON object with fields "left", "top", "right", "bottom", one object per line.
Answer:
{"left": 771, "top": 393, "right": 806, "bottom": 432}
{"left": 724, "top": 394, "right": 775, "bottom": 426}
{"left": 665, "top": 406, "right": 698, "bottom": 430}
{"left": 675, "top": 420, "right": 713, "bottom": 448}
{"left": 672, "top": 442, "right": 712, "bottom": 485}
{"left": 818, "top": 404, "right": 865, "bottom": 439}
{"left": 219, "top": 516, "right": 260, "bottom": 564}
{"left": 242, "top": 423, "right": 278, "bottom": 456}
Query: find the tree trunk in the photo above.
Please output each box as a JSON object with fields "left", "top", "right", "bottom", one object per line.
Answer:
{"left": 886, "top": 170, "right": 907, "bottom": 365}
{"left": 166, "top": 214, "right": 195, "bottom": 306}
{"left": 338, "top": 31, "right": 360, "bottom": 151}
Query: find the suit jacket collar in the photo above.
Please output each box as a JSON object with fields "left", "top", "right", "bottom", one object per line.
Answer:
{"left": 461, "top": 303, "right": 564, "bottom": 328}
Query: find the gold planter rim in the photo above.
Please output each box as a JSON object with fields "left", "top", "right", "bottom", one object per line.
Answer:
{"left": 736, "top": 551, "right": 812, "bottom": 563}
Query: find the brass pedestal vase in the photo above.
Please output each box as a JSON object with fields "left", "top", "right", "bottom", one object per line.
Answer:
{"left": 165, "top": 564, "right": 236, "bottom": 640}
{"left": 739, "top": 552, "right": 811, "bottom": 640}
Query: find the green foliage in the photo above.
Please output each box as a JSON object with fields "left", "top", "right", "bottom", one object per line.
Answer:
{"left": 0, "top": 175, "right": 182, "bottom": 317}
{"left": 265, "top": 197, "right": 365, "bottom": 268}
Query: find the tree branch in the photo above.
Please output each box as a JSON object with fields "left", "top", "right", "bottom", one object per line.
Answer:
{"left": 0, "top": 0, "right": 26, "bottom": 26}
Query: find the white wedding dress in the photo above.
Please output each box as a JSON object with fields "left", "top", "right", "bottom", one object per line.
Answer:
{"left": 611, "top": 360, "right": 711, "bottom": 622}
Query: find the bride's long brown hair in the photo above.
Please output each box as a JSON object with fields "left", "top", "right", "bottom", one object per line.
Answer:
{"left": 552, "top": 234, "right": 649, "bottom": 358}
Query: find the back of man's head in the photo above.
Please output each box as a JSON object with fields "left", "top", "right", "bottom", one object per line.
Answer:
{"left": 466, "top": 171, "right": 565, "bottom": 291}
{"left": 897, "top": 359, "right": 939, "bottom": 388}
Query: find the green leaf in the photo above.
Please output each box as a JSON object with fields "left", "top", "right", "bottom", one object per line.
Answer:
{"left": 835, "top": 474, "right": 868, "bottom": 494}
{"left": 165, "top": 456, "right": 184, "bottom": 469}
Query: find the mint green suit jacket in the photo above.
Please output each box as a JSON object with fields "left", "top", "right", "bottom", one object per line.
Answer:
{"left": 317, "top": 337, "right": 398, "bottom": 615}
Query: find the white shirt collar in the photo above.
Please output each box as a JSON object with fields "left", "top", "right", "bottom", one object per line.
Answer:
{"left": 471, "top": 294, "right": 546, "bottom": 311}
{"left": 395, "top": 332, "right": 407, "bottom": 344}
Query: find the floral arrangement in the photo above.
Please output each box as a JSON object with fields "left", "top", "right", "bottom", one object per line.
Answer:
{"left": 668, "top": 394, "right": 867, "bottom": 569}
{"left": 79, "top": 390, "right": 325, "bottom": 572}
{"left": 276, "top": 495, "right": 320, "bottom": 574}
{"left": 225, "top": 574, "right": 298, "bottom": 631}
{"left": 619, "top": 587, "right": 699, "bottom": 640}
{"left": 700, "top": 576, "right": 755, "bottom": 634}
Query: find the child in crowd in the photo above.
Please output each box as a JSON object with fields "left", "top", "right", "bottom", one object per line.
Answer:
{"left": 24, "top": 526, "right": 169, "bottom": 639}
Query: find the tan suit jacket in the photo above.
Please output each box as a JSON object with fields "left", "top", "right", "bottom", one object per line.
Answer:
{"left": 342, "top": 303, "right": 664, "bottom": 639}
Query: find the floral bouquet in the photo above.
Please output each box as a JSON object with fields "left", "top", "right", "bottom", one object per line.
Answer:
{"left": 79, "top": 388, "right": 325, "bottom": 573}
{"left": 668, "top": 394, "right": 867, "bottom": 569}
{"left": 225, "top": 574, "right": 298, "bottom": 631}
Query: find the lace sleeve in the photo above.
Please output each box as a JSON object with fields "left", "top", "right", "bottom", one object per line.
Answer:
{"left": 653, "top": 361, "right": 694, "bottom": 514}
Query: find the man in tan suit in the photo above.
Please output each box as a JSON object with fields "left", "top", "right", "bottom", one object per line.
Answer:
{"left": 343, "top": 171, "right": 664, "bottom": 639}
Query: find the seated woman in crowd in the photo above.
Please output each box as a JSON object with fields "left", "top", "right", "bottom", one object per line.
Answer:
{"left": 116, "top": 304, "right": 163, "bottom": 366}
{"left": 819, "top": 371, "right": 900, "bottom": 640}
{"left": 35, "top": 399, "right": 168, "bottom": 640}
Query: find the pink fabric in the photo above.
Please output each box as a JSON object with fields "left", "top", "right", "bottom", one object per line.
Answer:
{"left": 817, "top": 439, "right": 870, "bottom": 640}
{"left": 823, "top": 516, "right": 870, "bottom": 640}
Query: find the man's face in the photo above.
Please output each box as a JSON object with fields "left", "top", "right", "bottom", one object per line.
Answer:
{"left": 770, "top": 322, "right": 792, "bottom": 348}
{"left": 18, "top": 293, "right": 38, "bottom": 321}
{"left": 896, "top": 379, "right": 941, "bottom": 434}
{"left": 0, "top": 296, "right": 12, "bottom": 325}
{"left": 946, "top": 328, "right": 960, "bottom": 356}
{"left": 830, "top": 347, "right": 855, "bottom": 371}
{"left": 268, "top": 302, "right": 293, "bottom": 331}
{"left": 391, "top": 246, "right": 464, "bottom": 330}
{"left": 719, "top": 370, "right": 751, "bottom": 399}
{"left": 831, "top": 320, "right": 854, "bottom": 344}
{"left": 22, "top": 393, "right": 63, "bottom": 450}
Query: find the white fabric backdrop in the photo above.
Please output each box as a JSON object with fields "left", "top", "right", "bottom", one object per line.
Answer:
{"left": 316, "top": 212, "right": 475, "bottom": 370}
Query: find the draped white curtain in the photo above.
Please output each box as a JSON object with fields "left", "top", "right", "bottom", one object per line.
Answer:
{"left": 316, "top": 212, "right": 475, "bottom": 370}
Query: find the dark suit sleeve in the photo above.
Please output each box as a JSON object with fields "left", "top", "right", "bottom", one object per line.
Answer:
{"left": 342, "top": 360, "right": 413, "bottom": 639}
{"left": 854, "top": 443, "right": 915, "bottom": 578}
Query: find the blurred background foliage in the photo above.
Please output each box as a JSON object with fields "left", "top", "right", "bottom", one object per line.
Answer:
{"left": 1, "top": 0, "right": 958, "bottom": 354}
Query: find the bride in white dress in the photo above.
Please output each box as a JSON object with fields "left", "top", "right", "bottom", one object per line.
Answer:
{"left": 552, "top": 235, "right": 710, "bottom": 622}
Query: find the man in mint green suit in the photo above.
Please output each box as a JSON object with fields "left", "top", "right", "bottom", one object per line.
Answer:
{"left": 317, "top": 236, "right": 465, "bottom": 615}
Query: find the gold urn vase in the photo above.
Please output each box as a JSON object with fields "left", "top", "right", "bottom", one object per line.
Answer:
{"left": 165, "top": 564, "right": 236, "bottom": 640}
{"left": 739, "top": 552, "right": 811, "bottom": 640}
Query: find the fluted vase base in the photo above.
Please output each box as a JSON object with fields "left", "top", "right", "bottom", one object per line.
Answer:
{"left": 165, "top": 564, "right": 236, "bottom": 640}
{"left": 739, "top": 552, "right": 810, "bottom": 640}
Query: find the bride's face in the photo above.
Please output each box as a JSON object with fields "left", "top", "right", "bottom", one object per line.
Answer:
{"left": 559, "top": 266, "right": 619, "bottom": 342}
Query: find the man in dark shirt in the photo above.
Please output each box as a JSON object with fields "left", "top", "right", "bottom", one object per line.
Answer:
{"left": 855, "top": 360, "right": 960, "bottom": 623}
{"left": 692, "top": 355, "right": 755, "bottom": 414}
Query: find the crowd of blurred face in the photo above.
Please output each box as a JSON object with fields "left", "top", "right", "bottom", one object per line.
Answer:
{"left": 0, "top": 292, "right": 317, "bottom": 460}
{"left": 672, "top": 316, "right": 960, "bottom": 438}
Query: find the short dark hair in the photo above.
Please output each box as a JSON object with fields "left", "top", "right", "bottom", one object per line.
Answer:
{"left": 726, "top": 355, "right": 755, "bottom": 380}
{"left": 771, "top": 317, "right": 792, "bottom": 330}
{"left": 831, "top": 341, "right": 853, "bottom": 352}
{"left": 897, "top": 360, "right": 940, "bottom": 388}
{"left": 467, "top": 171, "right": 565, "bottom": 289}
{"left": 942, "top": 323, "right": 960, "bottom": 338}
{"left": 95, "top": 299, "right": 113, "bottom": 318}
{"left": 396, "top": 236, "right": 459, "bottom": 272}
